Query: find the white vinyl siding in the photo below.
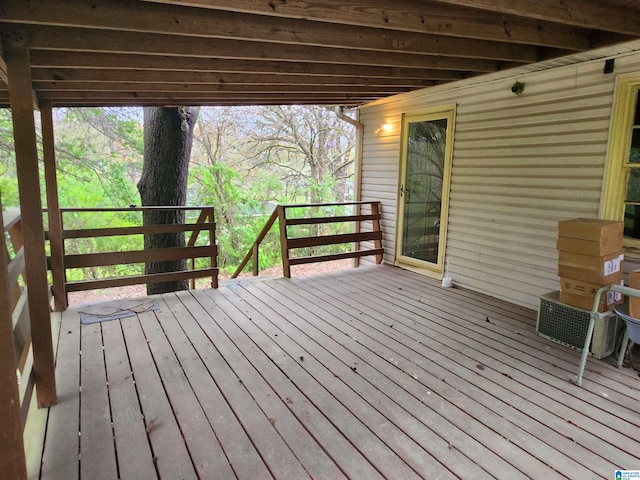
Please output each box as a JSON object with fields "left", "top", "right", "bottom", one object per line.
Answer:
{"left": 358, "top": 45, "right": 640, "bottom": 309}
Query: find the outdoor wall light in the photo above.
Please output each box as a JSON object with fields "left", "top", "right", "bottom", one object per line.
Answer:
{"left": 375, "top": 122, "right": 392, "bottom": 135}
{"left": 511, "top": 81, "right": 525, "bottom": 95}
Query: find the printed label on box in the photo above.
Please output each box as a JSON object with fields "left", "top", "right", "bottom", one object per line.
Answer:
{"left": 607, "top": 290, "right": 622, "bottom": 304}
{"left": 603, "top": 254, "right": 624, "bottom": 276}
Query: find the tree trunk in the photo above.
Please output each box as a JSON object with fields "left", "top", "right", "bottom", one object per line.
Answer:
{"left": 137, "top": 106, "right": 200, "bottom": 294}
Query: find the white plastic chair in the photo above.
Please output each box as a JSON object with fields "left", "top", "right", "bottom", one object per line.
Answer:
{"left": 575, "top": 284, "right": 640, "bottom": 386}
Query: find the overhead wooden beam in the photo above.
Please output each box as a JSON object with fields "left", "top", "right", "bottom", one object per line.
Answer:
{"left": 30, "top": 67, "right": 456, "bottom": 84}
{"left": 0, "top": 24, "right": 502, "bottom": 71}
{"left": 36, "top": 91, "right": 379, "bottom": 106}
{"left": 139, "top": 0, "right": 591, "bottom": 49}
{"left": 28, "top": 51, "right": 467, "bottom": 80}
{"left": 426, "top": 0, "right": 640, "bottom": 36}
{"left": 31, "top": 71, "right": 437, "bottom": 87}
{"left": 0, "top": 0, "right": 542, "bottom": 60}
{"left": 37, "top": 99, "right": 371, "bottom": 107}
{"left": 5, "top": 47, "right": 57, "bottom": 408}
{"left": 38, "top": 86, "right": 405, "bottom": 97}
{"left": 33, "top": 84, "right": 414, "bottom": 98}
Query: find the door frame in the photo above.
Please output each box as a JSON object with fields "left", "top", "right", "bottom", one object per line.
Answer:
{"left": 395, "top": 105, "right": 456, "bottom": 278}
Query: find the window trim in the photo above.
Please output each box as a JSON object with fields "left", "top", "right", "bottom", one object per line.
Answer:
{"left": 602, "top": 73, "right": 640, "bottom": 249}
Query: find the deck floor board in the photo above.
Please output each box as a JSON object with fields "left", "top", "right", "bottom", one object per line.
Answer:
{"left": 184, "top": 289, "right": 387, "bottom": 480}
{"left": 264, "top": 273, "right": 569, "bottom": 478}
{"left": 214, "top": 284, "right": 440, "bottom": 479}
{"left": 101, "top": 320, "right": 156, "bottom": 480}
{"left": 165, "top": 291, "right": 317, "bottom": 480}
{"left": 122, "top": 311, "right": 198, "bottom": 480}
{"left": 41, "top": 304, "right": 80, "bottom": 480}
{"left": 38, "top": 265, "right": 640, "bottom": 479}
{"left": 233, "top": 279, "right": 518, "bottom": 480}
{"left": 154, "top": 294, "right": 273, "bottom": 480}
{"left": 300, "top": 272, "right": 623, "bottom": 477}
{"left": 79, "top": 322, "right": 118, "bottom": 479}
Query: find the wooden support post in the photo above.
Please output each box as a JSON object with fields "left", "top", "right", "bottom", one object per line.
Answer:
{"left": 277, "top": 206, "right": 291, "bottom": 278}
{"left": 189, "top": 208, "right": 203, "bottom": 288}
{"left": 353, "top": 201, "right": 362, "bottom": 268}
{"left": 252, "top": 243, "right": 259, "bottom": 276}
{"left": 6, "top": 47, "right": 57, "bottom": 407}
{"left": 40, "top": 100, "right": 67, "bottom": 311}
{"left": 206, "top": 207, "right": 218, "bottom": 288}
{"left": 371, "top": 202, "right": 383, "bottom": 264}
{"left": 0, "top": 208, "right": 28, "bottom": 480}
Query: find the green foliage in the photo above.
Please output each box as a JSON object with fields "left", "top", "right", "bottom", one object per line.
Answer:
{"left": 0, "top": 109, "right": 18, "bottom": 207}
{"left": 1, "top": 105, "right": 356, "bottom": 281}
{"left": 189, "top": 161, "right": 282, "bottom": 272}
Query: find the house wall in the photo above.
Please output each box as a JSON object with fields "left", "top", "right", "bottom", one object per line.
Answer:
{"left": 358, "top": 47, "right": 640, "bottom": 310}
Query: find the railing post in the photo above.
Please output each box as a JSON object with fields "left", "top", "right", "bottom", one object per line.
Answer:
{"left": 277, "top": 206, "right": 291, "bottom": 278}
{"left": 0, "top": 209, "right": 28, "bottom": 480}
{"left": 7, "top": 46, "right": 57, "bottom": 407}
{"left": 353, "top": 201, "right": 362, "bottom": 267}
{"left": 207, "top": 207, "right": 218, "bottom": 288}
{"left": 188, "top": 208, "right": 206, "bottom": 289}
{"left": 371, "top": 202, "right": 383, "bottom": 264}
{"left": 252, "top": 243, "right": 259, "bottom": 276}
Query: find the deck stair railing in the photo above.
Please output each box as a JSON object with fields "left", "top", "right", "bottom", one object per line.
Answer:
{"left": 232, "top": 201, "right": 383, "bottom": 279}
{"left": 45, "top": 206, "right": 218, "bottom": 308}
{"left": 1, "top": 208, "right": 34, "bottom": 478}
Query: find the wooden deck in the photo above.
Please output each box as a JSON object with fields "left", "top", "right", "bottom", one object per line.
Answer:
{"left": 33, "top": 265, "right": 640, "bottom": 479}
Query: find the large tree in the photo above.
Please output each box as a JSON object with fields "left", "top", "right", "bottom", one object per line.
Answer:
{"left": 137, "top": 106, "right": 200, "bottom": 294}
{"left": 247, "top": 106, "right": 356, "bottom": 203}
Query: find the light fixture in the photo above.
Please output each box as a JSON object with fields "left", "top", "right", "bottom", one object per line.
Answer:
{"left": 604, "top": 58, "right": 615, "bottom": 74}
{"left": 511, "top": 81, "right": 525, "bottom": 95}
{"left": 374, "top": 122, "right": 392, "bottom": 135}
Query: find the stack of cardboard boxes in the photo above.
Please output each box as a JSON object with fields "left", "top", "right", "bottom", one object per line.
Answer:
{"left": 557, "top": 218, "right": 624, "bottom": 312}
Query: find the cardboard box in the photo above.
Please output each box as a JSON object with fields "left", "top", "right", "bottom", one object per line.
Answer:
{"left": 557, "top": 250, "right": 624, "bottom": 282}
{"left": 556, "top": 235, "right": 623, "bottom": 256}
{"left": 557, "top": 265, "right": 624, "bottom": 285}
{"left": 557, "top": 218, "right": 623, "bottom": 251}
{"left": 630, "top": 270, "right": 640, "bottom": 318}
{"left": 560, "top": 288, "right": 623, "bottom": 313}
{"left": 559, "top": 272, "right": 624, "bottom": 297}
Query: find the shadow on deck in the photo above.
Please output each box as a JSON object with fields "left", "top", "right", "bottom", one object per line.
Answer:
{"left": 33, "top": 265, "right": 640, "bottom": 479}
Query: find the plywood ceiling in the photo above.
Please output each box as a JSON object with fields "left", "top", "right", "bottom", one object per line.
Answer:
{"left": 0, "top": 0, "right": 639, "bottom": 107}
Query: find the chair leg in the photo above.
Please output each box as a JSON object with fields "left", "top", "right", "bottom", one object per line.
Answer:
{"left": 575, "top": 314, "right": 596, "bottom": 386}
{"left": 617, "top": 328, "right": 629, "bottom": 368}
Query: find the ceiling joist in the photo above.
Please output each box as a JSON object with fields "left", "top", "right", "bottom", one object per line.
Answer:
{"left": 0, "top": 0, "right": 638, "bottom": 107}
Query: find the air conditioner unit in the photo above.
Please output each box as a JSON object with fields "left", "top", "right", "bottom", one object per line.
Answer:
{"left": 536, "top": 291, "right": 621, "bottom": 359}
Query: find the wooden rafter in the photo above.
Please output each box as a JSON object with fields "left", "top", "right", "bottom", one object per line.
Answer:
{"left": 141, "top": 0, "right": 594, "bottom": 48}
{"left": 0, "top": 0, "right": 638, "bottom": 106}
{"left": 427, "top": 0, "right": 640, "bottom": 35}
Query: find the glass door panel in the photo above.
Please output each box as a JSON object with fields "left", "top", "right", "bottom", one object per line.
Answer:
{"left": 397, "top": 109, "right": 454, "bottom": 273}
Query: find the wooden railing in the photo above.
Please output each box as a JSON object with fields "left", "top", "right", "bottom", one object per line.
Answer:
{"left": 1, "top": 208, "right": 33, "bottom": 478}
{"left": 45, "top": 206, "right": 218, "bottom": 307}
{"left": 232, "top": 201, "right": 383, "bottom": 278}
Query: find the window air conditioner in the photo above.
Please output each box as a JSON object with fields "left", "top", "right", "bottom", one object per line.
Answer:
{"left": 536, "top": 291, "right": 622, "bottom": 359}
